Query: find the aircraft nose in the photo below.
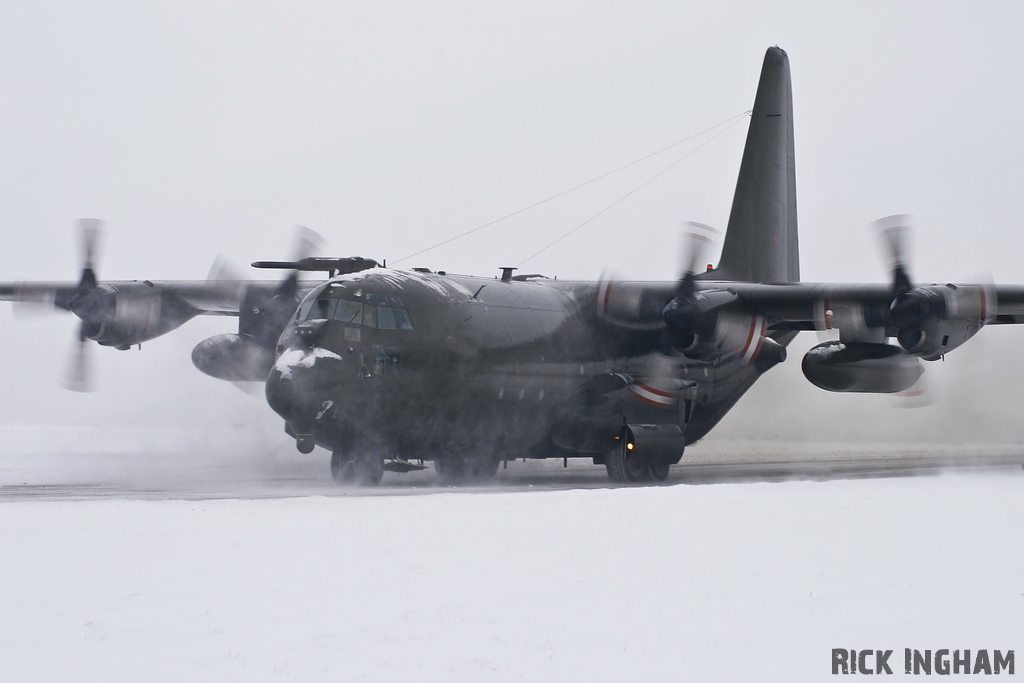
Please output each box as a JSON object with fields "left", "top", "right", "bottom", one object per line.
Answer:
{"left": 264, "top": 346, "right": 348, "bottom": 431}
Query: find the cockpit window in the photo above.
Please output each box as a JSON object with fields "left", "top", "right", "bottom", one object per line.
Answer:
{"left": 305, "top": 298, "right": 337, "bottom": 320}
{"left": 296, "top": 297, "right": 316, "bottom": 321}
{"left": 377, "top": 306, "right": 397, "bottom": 330}
{"left": 334, "top": 300, "right": 362, "bottom": 324}
{"left": 393, "top": 308, "right": 413, "bottom": 330}
{"left": 367, "top": 304, "right": 413, "bottom": 330}
{"left": 372, "top": 306, "right": 414, "bottom": 330}
{"left": 297, "top": 292, "right": 414, "bottom": 330}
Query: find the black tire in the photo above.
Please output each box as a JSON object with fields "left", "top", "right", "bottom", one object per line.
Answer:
{"left": 647, "top": 461, "right": 671, "bottom": 482}
{"left": 467, "top": 454, "right": 500, "bottom": 480}
{"left": 605, "top": 442, "right": 647, "bottom": 483}
{"left": 330, "top": 451, "right": 356, "bottom": 485}
{"left": 354, "top": 453, "right": 384, "bottom": 486}
{"left": 434, "top": 454, "right": 466, "bottom": 484}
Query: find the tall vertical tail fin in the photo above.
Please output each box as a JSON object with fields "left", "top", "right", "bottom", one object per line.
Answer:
{"left": 714, "top": 46, "right": 799, "bottom": 284}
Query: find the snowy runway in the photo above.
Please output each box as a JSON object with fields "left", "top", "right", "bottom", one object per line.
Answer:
{"left": 1, "top": 473, "right": 1022, "bottom": 681}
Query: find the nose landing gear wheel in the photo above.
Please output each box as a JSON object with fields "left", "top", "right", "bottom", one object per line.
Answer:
{"left": 331, "top": 451, "right": 356, "bottom": 485}
{"left": 331, "top": 451, "right": 383, "bottom": 486}
{"left": 354, "top": 452, "right": 384, "bottom": 486}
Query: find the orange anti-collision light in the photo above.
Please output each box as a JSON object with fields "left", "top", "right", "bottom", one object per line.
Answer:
{"left": 626, "top": 443, "right": 634, "bottom": 450}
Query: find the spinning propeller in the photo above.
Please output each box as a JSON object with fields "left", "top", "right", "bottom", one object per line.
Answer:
{"left": 596, "top": 221, "right": 782, "bottom": 405}
{"left": 209, "top": 225, "right": 325, "bottom": 354}
{"left": 874, "top": 214, "right": 937, "bottom": 350}
{"left": 661, "top": 221, "right": 731, "bottom": 345}
{"left": 873, "top": 215, "right": 996, "bottom": 355}
{"left": 62, "top": 218, "right": 106, "bottom": 392}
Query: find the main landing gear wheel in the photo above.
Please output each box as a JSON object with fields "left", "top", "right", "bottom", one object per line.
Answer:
{"left": 330, "top": 451, "right": 383, "bottom": 486}
{"left": 433, "top": 454, "right": 463, "bottom": 483}
{"left": 605, "top": 442, "right": 648, "bottom": 483}
{"left": 647, "top": 461, "right": 671, "bottom": 482}
{"left": 354, "top": 452, "right": 384, "bottom": 486}
{"left": 468, "top": 454, "right": 500, "bottom": 479}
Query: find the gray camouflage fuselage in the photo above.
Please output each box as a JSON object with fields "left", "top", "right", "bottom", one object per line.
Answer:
{"left": 264, "top": 269, "right": 775, "bottom": 462}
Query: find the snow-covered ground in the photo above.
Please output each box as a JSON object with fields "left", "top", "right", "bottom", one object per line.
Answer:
{"left": 1, "top": 473, "right": 1021, "bottom": 681}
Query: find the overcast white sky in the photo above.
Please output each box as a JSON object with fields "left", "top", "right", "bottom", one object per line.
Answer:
{"left": 1, "top": 1, "right": 1023, "bottom": 447}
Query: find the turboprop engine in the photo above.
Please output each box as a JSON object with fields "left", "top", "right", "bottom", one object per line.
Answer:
{"left": 192, "top": 276, "right": 306, "bottom": 383}
{"left": 887, "top": 283, "right": 993, "bottom": 359}
{"left": 71, "top": 284, "right": 199, "bottom": 349}
{"left": 873, "top": 215, "right": 995, "bottom": 360}
{"left": 191, "top": 228, "right": 379, "bottom": 384}
{"left": 36, "top": 219, "right": 202, "bottom": 391}
{"left": 597, "top": 222, "right": 787, "bottom": 371}
{"left": 801, "top": 340, "right": 923, "bottom": 393}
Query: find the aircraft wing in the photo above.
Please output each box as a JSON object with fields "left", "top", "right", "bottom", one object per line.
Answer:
{"left": 729, "top": 282, "right": 1024, "bottom": 329}
{"left": 0, "top": 279, "right": 313, "bottom": 315}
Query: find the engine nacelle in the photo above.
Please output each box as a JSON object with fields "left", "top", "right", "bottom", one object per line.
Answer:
{"left": 73, "top": 285, "right": 199, "bottom": 349}
{"left": 675, "top": 310, "right": 776, "bottom": 367}
{"left": 891, "top": 284, "right": 992, "bottom": 359}
{"left": 802, "top": 341, "right": 923, "bottom": 393}
{"left": 595, "top": 280, "right": 674, "bottom": 330}
{"left": 192, "top": 333, "right": 275, "bottom": 382}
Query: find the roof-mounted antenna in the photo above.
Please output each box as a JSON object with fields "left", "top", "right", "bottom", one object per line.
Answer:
{"left": 500, "top": 267, "right": 517, "bottom": 282}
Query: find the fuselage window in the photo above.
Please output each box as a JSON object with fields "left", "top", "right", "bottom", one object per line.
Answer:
{"left": 334, "top": 300, "right": 362, "bottom": 324}
{"left": 372, "top": 345, "right": 400, "bottom": 375}
{"left": 363, "top": 304, "right": 377, "bottom": 328}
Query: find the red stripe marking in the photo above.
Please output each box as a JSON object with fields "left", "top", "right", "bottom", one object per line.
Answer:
{"left": 739, "top": 316, "right": 758, "bottom": 357}
{"left": 635, "top": 394, "right": 673, "bottom": 408}
{"left": 898, "top": 390, "right": 926, "bottom": 397}
{"left": 980, "top": 288, "right": 987, "bottom": 322}
{"left": 635, "top": 382, "right": 675, "bottom": 398}
{"left": 602, "top": 282, "right": 612, "bottom": 314}
{"left": 687, "top": 233, "right": 716, "bottom": 245}
{"left": 749, "top": 319, "right": 766, "bottom": 362}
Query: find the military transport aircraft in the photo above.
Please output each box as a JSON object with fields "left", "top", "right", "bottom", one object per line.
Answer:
{"left": 4, "top": 47, "right": 1024, "bottom": 486}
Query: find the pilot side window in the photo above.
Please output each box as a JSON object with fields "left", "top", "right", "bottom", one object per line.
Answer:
{"left": 306, "top": 298, "right": 337, "bottom": 320}
{"left": 295, "top": 298, "right": 316, "bottom": 320}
